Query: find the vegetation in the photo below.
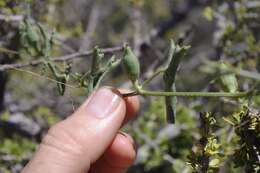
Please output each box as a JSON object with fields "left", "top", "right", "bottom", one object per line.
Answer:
{"left": 0, "top": 0, "right": 259, "bottom": 172}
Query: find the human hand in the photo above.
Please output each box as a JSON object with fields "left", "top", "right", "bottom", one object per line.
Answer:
{"left": 22, "top": 87, "right": 139, "bottom": 173}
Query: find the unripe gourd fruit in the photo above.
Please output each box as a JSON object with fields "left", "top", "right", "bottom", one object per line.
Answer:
{"left": 123, "top": 45, "right": 140, "bottom": 82}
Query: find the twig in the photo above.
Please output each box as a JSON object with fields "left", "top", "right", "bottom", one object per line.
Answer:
{"left": 12, "top": 67, "right": 78, "bottom": 89}
{"left": 79, "top": 2, "right": 100, "bottom": 51}
{"left": 0, "top": 46, "right": 123, "bottom": 71}
{"left": 0, "top": 47, "right": 19, "bottom": 55}
{"left": 53, "top": 38, "right": 76, "bottom": 53}
{"left": 205, "top": 60, "right": 260, "bottom": 81}
{"left": 130, "top": 4, "right": 142, "bottom": 53}
{"left": 142, "top": 68, "right": 165, "bottom": 87}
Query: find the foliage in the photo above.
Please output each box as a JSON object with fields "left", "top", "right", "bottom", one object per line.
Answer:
{"left": 0, "top": 0, "right": 260, "bottom": 173}
{"left": 0, "top": 135, "right": 36, "bottom": 172}
{"left": 224, "top": 106, "right": 260, "bottom": 172}
{"left": 187, "top": 112, "right": 222, "bottom": 173}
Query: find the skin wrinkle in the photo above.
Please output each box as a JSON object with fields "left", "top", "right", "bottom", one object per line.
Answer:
{"left": 22, "top": 88, "right": 138, "bottom": 173}
{"left": 46, "top": 100, "right": 126, "bottom": 165}
{"left": 39, "top": 143, "right": 85, "bottom": 168}
{"left": 35, "top": 117, "right": 106, "bottom": 172}
{"left": 61, "top": 117, "right": 98, "bottom": 152}
{"left": 40, "top": 124, "right": 91, "bottom": 171}
{"left": 25, "top": 137, "right": 90, "bottom": 173}
{"left": 42, "top": 126, "right": 84, "bottom": 156}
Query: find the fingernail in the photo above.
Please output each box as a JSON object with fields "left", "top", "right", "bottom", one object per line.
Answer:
{"left": 119, "top": 131, "right": 137, "bottom": 152}
{"left": 85, "top": 88, "right": 122, "bottom": 118}
{"left": 119, "top": 131, "right": 134, "bottom": 145}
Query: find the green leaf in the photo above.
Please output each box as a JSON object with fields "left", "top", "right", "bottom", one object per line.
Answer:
{"left": 19, "top": 17, "right": 54, "bottom": 58}
{"left": 91, "top": 46, "right": 104, "bottom": 76}
{"left": 163, "top": 40, "right": 190, "bottom": 123}
{"left": 93, "top": 55, "right": 121, "bottom": 90}
{"left": 219, "top": 62, "right": 238, "bottom": 93}
{"left": 47, "top": 62, "right": 71, "bottom": 95}
{"left": 163, "top": 40, "right": 190, "bottom": 86}
{"left": 85, "top": 52, "right": 121, "bottom": 96}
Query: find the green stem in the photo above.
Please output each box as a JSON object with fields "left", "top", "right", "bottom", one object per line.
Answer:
{"left": 138, "top": 89, "right": 250, "bottom": 97}
{"left": 232, "top": 68, "right": 260, "bottom": 81}
{"left": 130, "top": 80, "right": 252, "bottom": 98}
{"left": 142, "top": 69, "right": 165, "bottom": 87}
{"left": 205, "top": 60, "right": 260, "bottom": 81}
{"left": 128, "top": 74, "right": 256, "bottom": 98}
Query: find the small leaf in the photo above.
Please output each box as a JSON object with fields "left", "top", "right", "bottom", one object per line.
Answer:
{"left": 91, "top": 46, "right": 104, "bottom": 75}
{"left": 57, "top": 77, "right": 67, "bottom": 95}
{"left": 19, "top": 17, "right": 54, "bottom": 58}
{"left": 219, "top": 62, "right": 238, "bottom": 93}
{"left": 222, "top": 117, "right": 236, "bottom": 126}
{"left": 26, "top": 22, "right": 39, "bottom": 43}
{"left": 93, "top": 55, "right": 121, "bottom": 90}
{"left": 47, "top": 62, "right": 70, "bottom": 96}
{"left": 85, "top": 54, "right": 121, "bottom": 96}
{"left": 85, "top": 74, "right": 95, "bottom": 96}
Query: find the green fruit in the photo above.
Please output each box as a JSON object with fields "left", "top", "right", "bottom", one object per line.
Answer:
{"left": 123, "top": 46, "right": 140, "bottom": 82}
{"left": 163, "top": 40, "right": 190, "bottom": 124}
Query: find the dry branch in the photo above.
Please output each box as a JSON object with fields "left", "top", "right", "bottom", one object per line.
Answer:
{"left": 0, "top": 46, "right": 123, "bottom": 71}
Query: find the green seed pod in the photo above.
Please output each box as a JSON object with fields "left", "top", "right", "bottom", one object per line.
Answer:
{"left": 163, "top": 40, "right": 190, "bottom": 124}
{"left": 123, "top": 46, "right": 140, "bottom": 82}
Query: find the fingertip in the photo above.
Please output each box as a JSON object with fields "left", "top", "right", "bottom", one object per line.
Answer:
{"left": 104, "top": 132, "right": 136, "bottom": 168}
{"left": 118, "top": 89, "right": 140, "bottom": 123}
{"left": 124, "top": 94, "right": 140, "bottom": 119}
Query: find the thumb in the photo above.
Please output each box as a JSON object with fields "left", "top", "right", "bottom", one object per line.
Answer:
{"left": 22, "top": 87, "right": 126, "bottom": 173}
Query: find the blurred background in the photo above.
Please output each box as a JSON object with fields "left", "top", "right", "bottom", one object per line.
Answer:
{"left": 0, "top": 0, "right": 259, "bottom": 172}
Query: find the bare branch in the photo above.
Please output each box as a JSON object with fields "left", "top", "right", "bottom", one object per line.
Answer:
{"left": 0, "top": 46, "right": 123, "bottom": 71}
{"left": 79, "top": 2, "right": 100, "bottom": 51}
{"left": 131, "top": 5, "right": 142, "bottom": 54}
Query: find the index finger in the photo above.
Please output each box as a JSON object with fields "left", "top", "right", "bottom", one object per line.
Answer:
{"left": 118, "top": 89, "right": 140, "bottom": 124}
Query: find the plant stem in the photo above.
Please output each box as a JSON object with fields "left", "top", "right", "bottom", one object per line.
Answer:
{"left": 138, "top": 89, "right": 250, "bottom": 97}
{"left": 129, "top": 80, "right": 252, "bottom": 98}
{"left": 205, "top": 60, "right": 260, "bottom": 81}
{"left": 142, "top": 69, "right": 165, "bottom": 87}
{"left": 232, "top": 68, "right": 260, "bottom": 81}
